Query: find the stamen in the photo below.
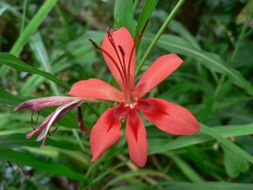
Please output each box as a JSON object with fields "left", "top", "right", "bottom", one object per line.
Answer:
{"left": 88, "top": 39, "right": 102, "bottom": 50}
{"left": 89, "top": 39, "right": 126, "bottom": 86}
{"left": 107, "top": 32, "right": 128, "bottom": 86}
{"left": 135, "top": 20, "right": 149, "bottom": 44}
{"left": 127, "top": 20, "right": 149, "bottom": 88}
{"left": 118, "top": 45, "right": 131, "bottom": 99}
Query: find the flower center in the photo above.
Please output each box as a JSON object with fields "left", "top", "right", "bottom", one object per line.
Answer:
{"left": 124, "top": 101, "right": 137, "bottom": 109}
{"left": 124, "top": 92, "right": 138, "bottom": 109}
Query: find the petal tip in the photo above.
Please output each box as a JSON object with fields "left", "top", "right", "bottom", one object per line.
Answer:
{"left": 133, "top": 159, "right": 147, "bottom": 168}
{"left": 91, "top": 155, "right": 99, "bottom": 162}
{"left": 13, "top": 104, "right": 25, "bottom": 112}
{"left": 25, "top": 133, "right": 33, "bottom": 138}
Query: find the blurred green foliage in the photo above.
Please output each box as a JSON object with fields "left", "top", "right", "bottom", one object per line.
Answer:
{"left": 0, "top": 0, "right": 253, "bottom": 189}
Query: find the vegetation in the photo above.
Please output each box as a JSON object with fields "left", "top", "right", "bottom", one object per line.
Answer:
{"left": 0, "top": 0, "right": 253, "bottom": 189}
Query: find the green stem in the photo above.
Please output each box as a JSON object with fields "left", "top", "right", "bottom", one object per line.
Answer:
{"left": 20, "top": 0, "right": 28, "bottom": 33}
{"left": 133, "top": 0, "right": 140, "bottom": 11}
{"left": 136, "top": 0, "right": 186, "bottom": 74}
{"left": 72, "top": 129, "right": 85, "bottom": 151}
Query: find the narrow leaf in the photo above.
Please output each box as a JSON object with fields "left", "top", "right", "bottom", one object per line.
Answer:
{"left": 143, "top": 34, "right": 253, "bottom": 96}
{"left": 164, "top": 152, "right": 204, "bottom": 182}
{"left": 114, "top": 0, "right": 134, "bottom": 35}
{"left": 0, "top": 53, "right": 69, "bottom": 89}
{"left": 149, "top": 123, "right": 253, "bottom": 154}
{"left": 10, "top": 0, "right": 58, "bottom": 56}
{"left": 135, "top": 0, "right": 159, "bottom": 37}
{"left": 0, "top": 149, "right": 85, "bottom": 181}
{"left": 201, "top": 125, "right": 253, "bottom": 164}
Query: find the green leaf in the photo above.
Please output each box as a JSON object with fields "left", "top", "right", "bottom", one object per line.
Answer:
{"left": 135, "top": 0, "right": 159, "bottom": 37}
{"left": 169, "top": 20, "right": 201, "bottom": 50}
{"left": 10, "top": 0, "right": 58, "bottom": 56}
{"left": 106, "top": 169, "right": 171, "bottom": 188}
{"left": 29, "top": 32, "right": 60, "bottom": 95}
{"left": 0, "top": 2, "right": 8, "bottom": 15}
{"left": 0, "top": 88, "right": 25, "bottom": 108}
{"left": 0, "top": 0, "right": 58, "bottom": 79}
{"left": 0, "top": 149, "right": 85, "bottom": 181}
{"left": 20, "top": 32, "right": 96, "bottom": 96}
{"left": 114, "top": 0, "right": 134, "bottom": 35}
{"left": 112, "top": 182, "right": 253, "bottom": 190}
{"left": 0, "top": 133, "right": 77, "bottom": 149}
{"left": 0, "top": 53, "right": 69, "bottom": 90}
{"left": 164, "top": 152, "right": 204, "bottom": 182}
{"left": 143, "top": 34, "right": 253, "bottom": 97}
{"left": 149, "top": 123, "right": 253, "bottom": 154}
{"left": 201, "top": 125, "right": 253, "bottom": 164}
{"left": 222, "top": 145, "right": 250, "bottom": 178}
{"left": 157, "top": 182, "right": 253, "bottom": 190}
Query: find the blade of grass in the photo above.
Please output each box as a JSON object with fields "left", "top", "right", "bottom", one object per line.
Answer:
{"left": 0, "top": 53, "right": 68, "bottom": 90}
{"left": 135, "top": 0, "right": 159, "bottom": 37}
{"left": 105, "top": 169, "right": 171, "bottom": 189}
{"left": 11, "top": 0, "right": 58, "bottom": 56}
{"left": 0, "top": 0, "right": 58, "bottom": 79}
{"left": 144, "top": 34, "right": 253, "bottom": 97}
{"left": 29, "top": 32, "right": 60, "bottom": 95}
{"left": 20, "top": 0, "right": 28, "bottom": 33}
{"left": 114, "top": 0, "right": 134, "bottom": 35}
{"left": 133, "top": 0, "right": 140, "bottom": 11}
{"left": 169, "top": 20, "right": 201, "bottom": 50}
{"left": 149, "top": 123, "right": 253, "bottom": 154}
{"left": 155, "top": 182, "right": 253, "bottom": 190}
{"left": 0, "top": 149, "right": 85, "bottom": 181}
{"left": 201, "top": 124, "right": 253, "bottom": 164}
{"left": 136, "top": 0, "right": 186, "bottom": 74}
{"left": 164, "top": 152, "right": 204, "bottom": 182}
{"left": 0, "top": 133, "right": 77, "bottom": 149}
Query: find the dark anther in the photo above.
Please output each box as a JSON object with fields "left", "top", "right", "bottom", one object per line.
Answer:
{"left": 106, "top": 28, "right": 113, "bottom": 34}
{"left": 118, "top": 45, "right": 125, "bottom": 57}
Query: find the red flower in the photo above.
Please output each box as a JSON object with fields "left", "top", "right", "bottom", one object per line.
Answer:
{"left": 13, "top": 96, "right": 91, "bottom": 146}
{"left": 69, "top": 27, "right": 200, "bottom": 167}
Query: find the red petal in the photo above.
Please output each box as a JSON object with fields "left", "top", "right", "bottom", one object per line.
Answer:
{"left": 102, "top": 27, "right": 136, "bottom": 90}
{"left": 13, "top": 96, "right": 77, "bottom": 112}
{"left": 90, "top": 105, "right": 123, "bottom": 161}
{"left": 26, "top": 112, "right": 54, "bottom": 138}
{"left": 36, "top": 99, "right": 83, "bottom": 142}
{"left": 134, "top": 54, "right": 183, "bottom": 98}
{"left": 137, "top": 98, "right": 200, "bottom": 135}
{"left": 68, "top": 78, "right": 124, "bottom": 102}
{"left": 126, "top": 109, "right": 148, "bottom": 167}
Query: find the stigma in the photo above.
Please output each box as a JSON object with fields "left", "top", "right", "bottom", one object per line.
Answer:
{"left": 124, "top": 101, "right": 137, "bottom": 109}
